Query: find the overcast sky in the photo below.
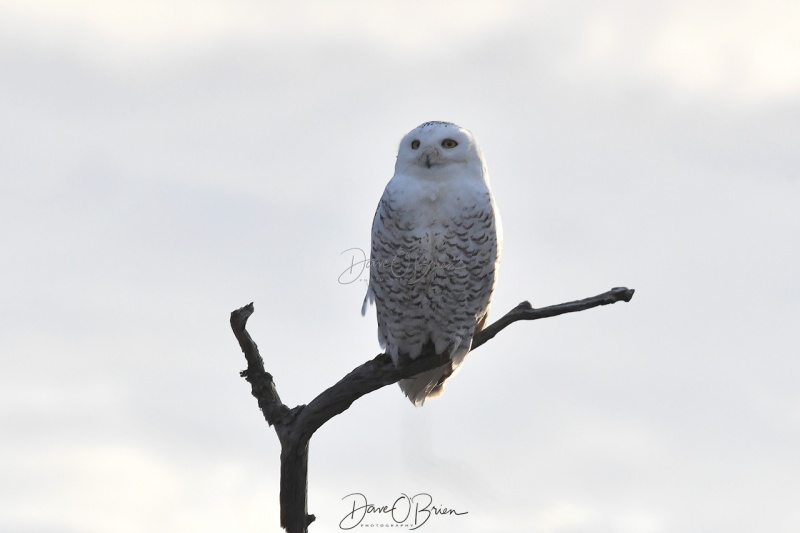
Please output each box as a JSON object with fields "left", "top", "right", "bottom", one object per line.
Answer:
{"left": 1, "top": 1, "right": 799, "bottom": 532}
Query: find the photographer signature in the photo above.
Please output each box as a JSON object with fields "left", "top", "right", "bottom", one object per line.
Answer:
{"left": 339, "top": 492, "right": 467, "bottom": 530}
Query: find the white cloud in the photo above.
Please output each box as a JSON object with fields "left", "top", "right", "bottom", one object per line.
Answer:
{"left": 0, "top": 0, "right": 526, "bottom": 62}
{"left": 2, "top": 1, "right": 799, "bottom": 532}
{"left": 553, "top": 1, "right": 800, "bottom": 105}
{"left": 647, "top": 2, "right": 800, "bottom": 102}
{"left": 0, "top": 445, "right": 273, "bottom": 532}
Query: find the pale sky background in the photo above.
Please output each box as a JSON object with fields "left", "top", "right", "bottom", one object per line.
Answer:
{"left": 1, "top": 1, "right": 799, "bottom": 532}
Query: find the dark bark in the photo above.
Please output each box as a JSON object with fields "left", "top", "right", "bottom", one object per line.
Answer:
{"left": 229, "top": 286, "right": 634, "bottom": 532}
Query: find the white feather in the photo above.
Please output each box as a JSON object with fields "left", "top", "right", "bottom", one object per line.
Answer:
{"left": 363, "top": 122, "right": 502, "bottom": 405}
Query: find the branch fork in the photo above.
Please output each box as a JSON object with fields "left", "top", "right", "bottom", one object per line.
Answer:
{"left": 230, "top": 286, "right": 635, "bottom": 532}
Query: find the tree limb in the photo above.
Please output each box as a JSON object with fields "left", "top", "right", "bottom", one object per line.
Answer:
{"left": 472, "top": 286, "right": 635, "bottom": 349}
{"left": 229, "top": 286, "right": 634, "bottom": 533}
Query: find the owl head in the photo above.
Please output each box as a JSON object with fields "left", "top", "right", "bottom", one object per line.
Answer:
{"left": 394, "top": 121, "right": 486, "bottom": 177}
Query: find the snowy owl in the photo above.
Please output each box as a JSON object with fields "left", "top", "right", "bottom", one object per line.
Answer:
{"left": 362, "top": 121, "right": 502, "bottom": 406}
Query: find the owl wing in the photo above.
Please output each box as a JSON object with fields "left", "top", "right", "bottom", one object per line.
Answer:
{"left": 360, "top": 202, "right": 381, "bottom": 317}
{"left": 363, "top": 184, "right": 432, "bottom": 365}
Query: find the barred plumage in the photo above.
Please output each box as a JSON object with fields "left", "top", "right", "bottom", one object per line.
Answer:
{"left": 362, "top": 122, "right": 502, "bottom": 406}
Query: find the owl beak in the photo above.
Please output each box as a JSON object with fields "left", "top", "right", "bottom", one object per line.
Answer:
{"left": 420, "top": 147, "right": 439, "bottom": 168}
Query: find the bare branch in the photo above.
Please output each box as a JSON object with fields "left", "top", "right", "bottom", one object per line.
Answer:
{"left": 230, "top": 303, "right": 291, "bottom": 426}
{"left": 473, "top": 286, "right": 636, "bottom": 349}
{"left": 230, "top": 286, "right": 634, "bottom": 532}
{"left": 230, "top": 304, "right": 315, "bottom": 532}
{"left": 294, "top": 286, "right": 635, "bottom": 437}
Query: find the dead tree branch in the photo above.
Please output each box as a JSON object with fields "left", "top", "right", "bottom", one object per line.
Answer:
{"left": 229, "top": 286, "right": 634, "bottom": 533}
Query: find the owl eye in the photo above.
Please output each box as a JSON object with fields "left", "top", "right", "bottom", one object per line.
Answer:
{"left": 441, "top": 138, "right": 458, "bottom": 148}
{"left": 411, "top": 140, "right": 420, "bottom": 149}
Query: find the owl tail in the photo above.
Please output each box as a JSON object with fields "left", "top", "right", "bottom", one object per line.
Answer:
{"left": 399, "top": 365, "right": 454, "bottom": 406}
{"left": 399, "top": 345, "right": 470, "bottom": 406}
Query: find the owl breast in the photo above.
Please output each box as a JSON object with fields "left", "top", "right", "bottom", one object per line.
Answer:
{"left": 369, "top": 180, "right": 499, "bottom": 365}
